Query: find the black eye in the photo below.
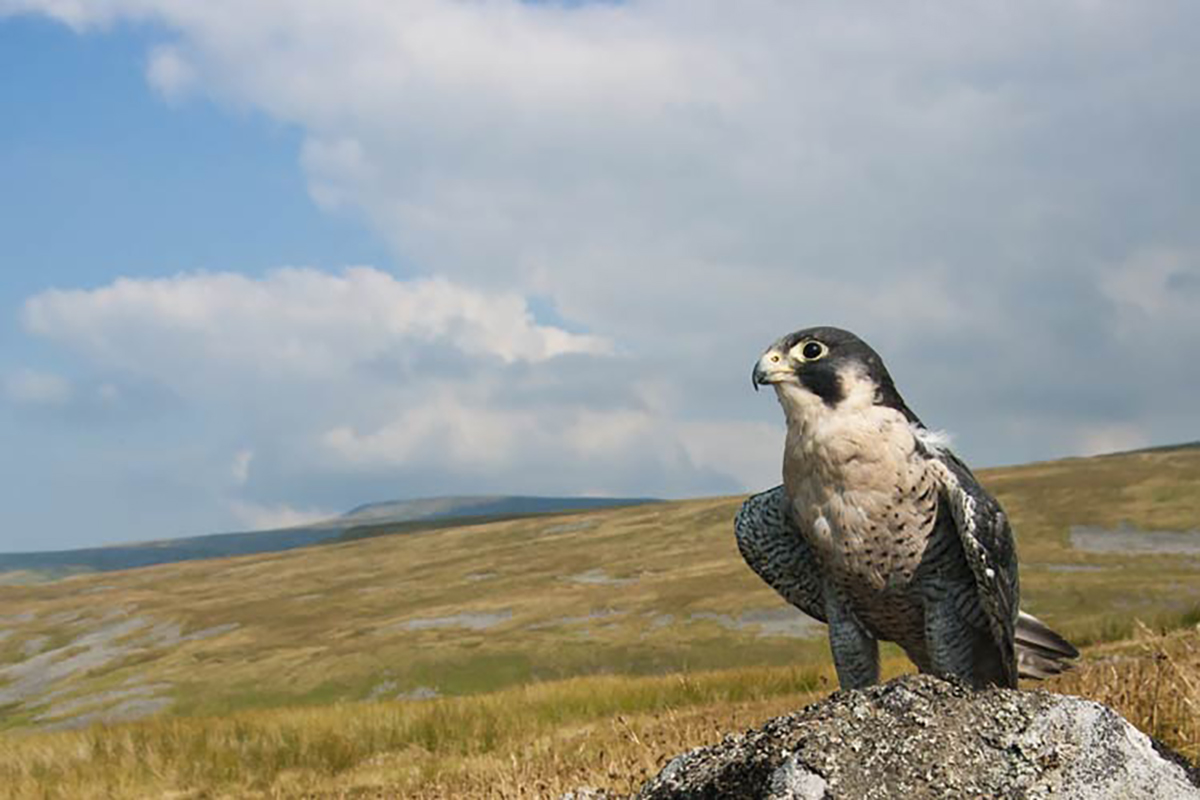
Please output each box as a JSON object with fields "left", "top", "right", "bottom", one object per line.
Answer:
{"left": 802, "top": 341, "right": 826, "bottom": 360}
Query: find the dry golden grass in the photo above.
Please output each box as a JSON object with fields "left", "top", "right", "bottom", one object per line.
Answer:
{"left": 0, "top": 661, "right": 848, "bottom": 799}
{"left": 4, "top": 626, "right": 1199, "bottom": 798}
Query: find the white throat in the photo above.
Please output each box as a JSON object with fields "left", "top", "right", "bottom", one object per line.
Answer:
{"left": 772, "top": 364, "right": 878, "bottom": 438}
{"left": 776, "top": 364, "right": 919, "bottom": 485}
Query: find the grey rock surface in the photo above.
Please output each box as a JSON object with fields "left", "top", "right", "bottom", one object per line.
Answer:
{"left": 632, "top": 674, "right": 1200, "bottom": 800}
{"left": 559, "top": 789, "right": 619, "bottom": 800}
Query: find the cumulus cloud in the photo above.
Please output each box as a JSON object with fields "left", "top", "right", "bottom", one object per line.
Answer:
{"left": 18, "top": 266, "right": 758, "bottom": 520}
{"left": 8, "top": 3, "right": 1189, "bottom": 431}
{"left": 324, "top": 396, "right": 699, "bottom": 476}
{"left": 22, "top": 267, "right": 610, "bottom": 387}
{"left": 321, "top": 392, "right": 747, "bottom": 499}
{"left": 324, "top": 395, "right": 532, "bottom": 470}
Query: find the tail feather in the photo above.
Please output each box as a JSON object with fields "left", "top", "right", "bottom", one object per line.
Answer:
{"left": 1018, "top": 648, "right": 1074, "bottom": 680}
{"left": 1015, "top": 611, "right": 1079, "bottom": 680}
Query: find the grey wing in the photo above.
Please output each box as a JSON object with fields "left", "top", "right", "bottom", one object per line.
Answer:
{"left": 734, "top": 485, "right": 827, "bottom": 624}
{"left": 927, "top": 449, "right": 1021, "bottom": 687}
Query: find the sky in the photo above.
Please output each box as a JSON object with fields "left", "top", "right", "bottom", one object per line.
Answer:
{"left": 1, "top": 1, "right": 1198, "bottom": 551}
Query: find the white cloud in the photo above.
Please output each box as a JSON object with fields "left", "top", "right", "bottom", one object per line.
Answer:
{"left": 322, "top": 390, "right": 781, "bottom": 494}
{"left": 18, "top": 266, "right": 768, "bottom": 511}
{"left": 10, "top": 2, "right": 1198, "bottom": 345}
{"left": 10, "top": 0, "right": 1182, "bottom": 409}
{"left": 1101, "top": 247, "right": 1200, "bottom": 338}
{"left": 323, "top": 395, "right": 531, "bottom": 469}
{"left": 674, "top": 419, "right": 785, "bottom": 495}
{"left": 228, "top": 500, "right": 335, "bottom": 531}
{"left": 21, "top": 267, "right": 610, "bottom": 389}
{"left": 323, "top": 397, "right": 673, "bottom": 473}
{"left": 1076, "top": 424, "right": 1149, "bottom": 458}
{"left": 147, "top": 44, "right": 198, "bottom": 100}
{"left": 230, "top": 448, "right": 254, "bottom": 485}
{"left": 3, "top": 369, "right": 72, "bottom": 406}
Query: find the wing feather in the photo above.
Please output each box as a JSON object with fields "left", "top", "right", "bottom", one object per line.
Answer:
{"left": 734, "top": 486, "right": 827, "bottom": 624}
{"left": 926, "top": 451, "right": 1021, "bottom": 687}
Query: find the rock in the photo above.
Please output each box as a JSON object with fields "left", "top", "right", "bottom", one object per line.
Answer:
{"left": 559, "top": 789, "right": 620, "bottom": 800}
{"left": 632, "top": 674, "right": 1200, "bottom": 800}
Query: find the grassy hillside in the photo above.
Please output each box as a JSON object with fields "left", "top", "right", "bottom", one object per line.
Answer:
{"left": 0, "top": 495, "right": 658, "bottom": 581}
{"left": 0, "top": 446, "right": 1198, "bottom": 739}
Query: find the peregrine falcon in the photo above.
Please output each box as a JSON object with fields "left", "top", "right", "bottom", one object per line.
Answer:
{"left": 738, "top": 326, "right": 1077, "bottom": 690}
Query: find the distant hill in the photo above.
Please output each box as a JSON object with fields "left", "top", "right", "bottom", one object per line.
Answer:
{"left": 1119, "top": 440, "right": 1200, "bottom": 456}
{"left": 0, "top": 495, "right": 659, "bottom": 580}
{"left": 340, "top": 495, "right": 658, "bottom": 524}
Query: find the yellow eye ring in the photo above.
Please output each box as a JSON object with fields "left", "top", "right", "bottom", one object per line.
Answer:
{"left": 791, "top": 340, "right": 827, "bottom": 362}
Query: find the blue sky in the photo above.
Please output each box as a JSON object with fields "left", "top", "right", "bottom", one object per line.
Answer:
{"left": 2, "top": 2, "right": 1198, "bottom": 551}
{"left": 0, "top": 17, "right": 390, "bottom": 295}
{"left": 1, "top": 17, "right": 390, "bottom": 548}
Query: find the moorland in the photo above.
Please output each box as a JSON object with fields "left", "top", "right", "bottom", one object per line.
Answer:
{"left": 0, "top": 444, "right": 1198, "bottom": 797}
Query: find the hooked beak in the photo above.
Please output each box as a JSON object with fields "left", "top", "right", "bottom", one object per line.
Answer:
{"left": 752, "top": 351, "right": 792, "bottom": 391}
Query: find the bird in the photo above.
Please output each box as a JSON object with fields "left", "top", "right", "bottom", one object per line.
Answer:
{"left": 737, "top": 325, "right": 1078, "bottom": 690}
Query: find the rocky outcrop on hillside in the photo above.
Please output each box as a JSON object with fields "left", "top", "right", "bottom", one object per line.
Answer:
{"left": 629, "top": 674, "right": 1200, "bottom": 800}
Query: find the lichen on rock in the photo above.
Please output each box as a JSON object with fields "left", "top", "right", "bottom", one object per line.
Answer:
{"left": 628, "top": 674, "right": 1200, "bottom": 800}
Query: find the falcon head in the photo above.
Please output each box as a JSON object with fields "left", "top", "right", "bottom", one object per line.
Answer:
{"left": 752, "top": 326, "right": 919, "bottom": 423}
